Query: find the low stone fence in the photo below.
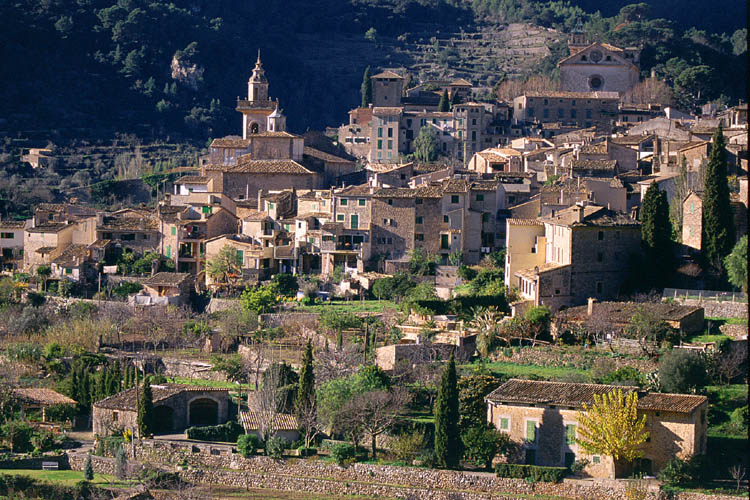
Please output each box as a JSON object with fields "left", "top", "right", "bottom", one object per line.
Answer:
{"left": 0, "top": 455, "right": 68, "bottom": 469}
{"left": 206, "top": 298, "right": 241, "bottom": 314}
{"left": 161, "top": 357, "right": 228, "bottom": 382}
{"left": 67, "top": 451, "right": 143, "bottom": 476}
{"left": 676, "top": 299, "right": 747, "bottom": 319}
{"left": 259, "top": 312, "right": 319, "bottom": 329}
{"left": 492, "top": 346, "right": 657, "bottom": 373}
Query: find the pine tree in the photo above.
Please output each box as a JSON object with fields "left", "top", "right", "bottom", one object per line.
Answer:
{"left": 434, "top": 351, "right": 462, "bottom": 468}
{"left": 361, "top": 66, "right": 372, "bottom": 108}
{"left": 137, "top": 377, "right": 153, "bottom": 438}
{"left": 702, "top": 125, "right": 734, "bottom": 269}
{"left": 438, "top": 89, "right": 450, "bottom": 112}
{"left": 640, "top": 182, "right": 673, "bottom": 286}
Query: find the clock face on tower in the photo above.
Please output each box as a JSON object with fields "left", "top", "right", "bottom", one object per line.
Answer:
{"left": 590, "top": 50, "right": 603, "bottom": 63}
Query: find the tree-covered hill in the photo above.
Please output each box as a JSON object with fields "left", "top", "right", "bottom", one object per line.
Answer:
{"left": 0, "top": 0, "right": 745, "bottom": 143}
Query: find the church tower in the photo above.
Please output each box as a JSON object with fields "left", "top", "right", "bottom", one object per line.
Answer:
{"left": 247, "top": 50, "right": 269, "bottom": 103}
{"left": 568, "top": 20, "right": 589, "bottom": 55}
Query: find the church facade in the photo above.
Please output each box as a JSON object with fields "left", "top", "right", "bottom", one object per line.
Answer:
{"left": 559, "top": 25, "right": 640, "bottom": 95}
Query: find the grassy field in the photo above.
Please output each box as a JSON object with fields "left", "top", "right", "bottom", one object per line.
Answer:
{"left": 290, "top": 299, "right": 398, "bottom": 314}
{"left": 461, "top": 360, "right": 589, "bottom": 381}
{"left": 171, "top": 376, "right": 240, "bottom": 389}
{"left": 0, "top": 469, "right": 133, "bottom": 488}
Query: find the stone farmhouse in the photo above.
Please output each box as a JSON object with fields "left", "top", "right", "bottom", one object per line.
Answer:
{"left": 0, "top": 219, "right": 27, "bottom": 271}
{"left": 506, "top": 204, "right": 641, "bottom": 311}
{"left": 93, "top": 384, "right": 230, "bottom": 436}
{"left": 486, "top": 379, "right": 708, "bottom": 479}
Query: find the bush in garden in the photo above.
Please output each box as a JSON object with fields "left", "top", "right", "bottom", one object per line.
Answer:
{"left": 265, "top": 437, "right": 287, "bottom": 459}
{"left": 237, "top": 433, "right": 262, "bottom": 457}
{"left": 331, "top": 443, "right": 356, "bottom": 466}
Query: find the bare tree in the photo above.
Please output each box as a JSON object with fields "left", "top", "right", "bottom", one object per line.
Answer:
{"left": 496, "top": 75, "right": 559, "bottom": 102}
{"left": 338, "top": 387, "right": 411, "bottom": 460}
{"left": 729, "top": 464, "right": 746, "bottom": 492}
{"left": 711, "top": 347, "right": 747, "bottom": 385}
{"left": 314, "top": 343, "right": 362, "bottom": 383}
{"left": 622, "top": 77, "right": 674, "bottom": 106}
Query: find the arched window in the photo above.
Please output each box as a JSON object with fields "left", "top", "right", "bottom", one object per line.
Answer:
{"left": 250, "top": 122, "right": 259, "bottom": 134}
{"left": 252, "top": 87, "right": 258, "bottom": 100}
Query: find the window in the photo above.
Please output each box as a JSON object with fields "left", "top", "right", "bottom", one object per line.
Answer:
{"left": 416, "top": 198, "right": 423, "bottom": 205}
{"left": 378, "top": 128, "right": 383, "bottom": 138}
{"left": 596, "top": 281, "right": 603, "bottom": 293}
{"left": 555, "top": 289, "right": 560, "bottom": 295}
{"left": 598, "top": 231, "right": 604, "bottom": 241}
{"left": 565, "top": 424, "right": 577, "bottom": 445}
{"left": 236, "top": 250, "right": 244, "bottom": 267}
{"left": 415, "top": 233, "right": 424, "bottom": 241}
{"left": 112, "top": 411, "right": 118, "bottom": 422}
{"left": 121, "top": 233, "right": 135, "bottom": 241}
{"left": 336, "top": 214, "right": 344, "bottom": 222}
{"left": 476, "top": 194, "right": 484, "bottom": 201}
{"left": 597, "top": 252, "right": 604, "bottom": 262}
{"left": 142, "top": 234, "right": 150, "bottom": 240}
{"left": 571, "top": 109, "right": 577, "bottom": 118}
{"left": 528, "top": 107, "right": 535, "bottom": 117}
{"left": 0, "top": 233, "right": 12, "bottom": 239}
{"left": 171, "top": 227, "right": 176, "bottom": 236}
{"left": 166, "top": 246, "right": 172, "bottom": 258}
{"left": 525, "top": 420, "right": 537, "bottom": 444}
{"left": 416, "top": 216, "right": 423, "bottom": 224}
{"left": 593, "top": 456, "right": 601, "bottom": 464}
{"left": 441, "top": 234, "right": 450, "bottom": 249}
{"left": 65, "top": 268, "right": 72, "bottom": 275}
{"left": 498, "top": 417, "right": 510, "bottom": 431}
{"left": 387, "top": 128, "right": 393, "bottom": 138}
{"left": 451, "top": 195, "right": 459, "bottom": 204}
{"left": 351, "top": 214, "right": 358, "bottom": 229}
{"left": 377, "top": 139, "right": 382, "bottom": 149}
{"left": 558, "top": 108, "right": 564, "bottom": 118}
{"left": 443, "top": 216, "right": 449, "bottom": 223}
{"left": 387, "top": 199, "right": 393, "bottom": 206}
{"left": 387, "top": 140, "right": 393, "bottom": 149}
{"left": 358, "top": 199, "right": 366, "bottom": 206}
{"left": 525, "top": 449, "right": 536, "bottom": 465}
{"left": 340, "top": 199, "right": 348, "bottom": 206}
{"left": 400, "top": 174, "right": 406, "bottom": 180}
{"left": 482, "top": 213, "right": 489, "bottom": 222}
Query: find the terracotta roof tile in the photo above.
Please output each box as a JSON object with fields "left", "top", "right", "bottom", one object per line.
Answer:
{"left": 507, "top": 218, "right": 543, "bottom": 226}
{"left": 52, "top": 244, "right": 90, "bottom": 267}
{"left": 231, "top": 157, "right": 314, "bottom": 175}
{"left": 303, "top": 147, "right": 353, "bottom": 164}
{"left": 143, "top": 272, "right": 192, "bottom": 287}
{"left": 13, "top": 388, "right": 76, "bottom": 406}
{"left": 371, "top": 70, "right": 403, "bottom": 79}
{"left": 0, "top": 220, "right": 25, "bottom": 229}
{"left": 239, "top": 410, "right": 298, "bottom": 431}
{"left": 571, "top": 159, "right": 617, "bottom": 170}
{"left": 540, "top": 205, "right": 639, "bottom": 227}
{"left": 211, "top": 137, "right": 250, "bottom": 149}
{"left": 94, "top": 384, "right": 228, "bottom": 411}
{"left": 523, "top": 91, "right": 620, "bottom": 99}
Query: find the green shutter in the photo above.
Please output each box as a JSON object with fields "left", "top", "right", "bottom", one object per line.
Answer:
{"left": 171, "top": 227, "right": 176, "bottom": 235}
{"left": 500, "top": 417, "right": 509, "bottom": 431}
{"left": 236, "top": 250, "right": 243, "bottom": 267}
{"left": 351, "top": 214, "right": 358, "bottom": 229}
{"left": 166, "top": 245, "right": 171, "bottom": 258}
{"left": 358, "top": 199, "right": 366, "bottom": 206}
{"left": 526, "top": 421, "right": 536, "bottom": 442}
{"left": 566, "top": 424, "right": 576, "bottom": 445}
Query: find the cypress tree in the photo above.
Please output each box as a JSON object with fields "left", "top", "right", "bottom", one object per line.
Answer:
{"left": 361, "top": 66, "right": 372, "bottom": 108}
{"left": 296, "top": 340, "right": 315, "bottom": 419}
{"left": 83, "top": 454, "right": 94, "bottom": 480}
{"left": 137, "top": 377, "right": 153, "bottom": 437}
{"left": 702, "top": 125, "right": 734, "bottom": 269}
{"left": 438, "top": 89, "right": 450, "bottom": 112}
{"left": 81, "top": 370, "right": 90, "bottom": 410}
{"left": 450, "top": 89, "right": 461, "bottom": 107}
{"left": 640, "top": 182, "right": 673, "bottom": 285}
{"left": 434, "top": 351, "right": 462, "bottom": 468}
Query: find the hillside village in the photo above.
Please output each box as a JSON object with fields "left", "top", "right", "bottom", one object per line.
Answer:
{"left": 0, "top": 17, "right": 748, "bottom": 500}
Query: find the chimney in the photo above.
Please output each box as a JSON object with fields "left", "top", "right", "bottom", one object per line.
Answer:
{"left": 575, "top": 205, "right": 584, "bottom": 223}
{"left": 587, "top": 297, "right": 596, "bottom": 316}
{"left": 257, "top": 188, "right": 263, "bottom": 211}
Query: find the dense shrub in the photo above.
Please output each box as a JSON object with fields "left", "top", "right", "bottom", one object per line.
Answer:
{"left": 390, "top": 429, "right": 425, "bottom": 463}
{"left": 111, "top": 281, "right": 143, "bottom": 299}
{"left": 659, "top": 349, "right": 708, "bottom": 393}
{"left": 331, "top": 443, "right": 356, "bottom": 466}
{"left": 265, "top": 437, "right": 287, "bottom": 459}
{"left": 495, "top": 463, "right": 567, "bottom": 482}
{"left": 658, "top": 456, "right": 706, "bottom": 486}
{"left": 0, "top": 420, "right": 35, "bottom": 452}
{"left": 237, "top": 433, "right": 261, "bottom": 457}
{"left": 0, "top": 474, "right": 96, "bottom": 500}
{"left": 185, "top": 421, "right": 243, "bottom": 442}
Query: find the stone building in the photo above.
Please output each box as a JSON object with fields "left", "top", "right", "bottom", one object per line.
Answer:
{"left": 486, "top": 379, "right": 707, "bottom": 478}
{"left": 237, "top": 51, "right": 279, "bottom": 138}
{"left": 510, "top": 204, "right": 641, "bottom": 311}
{"left": 558, "top": 25, "right": 640, "bottom": 95}
{"left": 0, "top": 220, "right": 27, "bottom": 271}
{"left": 92, "top": 384, "right": 230, "bottom": 436}
{"left": 467, "top": 148, "right": 523, "bottom": 174}
{"left": 23, "top": 222, "right": 75, "bottom": 272}
{"left": 682, "top": 191, "right": 703, "bottom": 251}
{"left": 512, "top": 91, "right": 620, "bottom": 132}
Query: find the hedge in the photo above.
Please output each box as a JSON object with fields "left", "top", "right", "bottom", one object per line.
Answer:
{"left": 495, "top": 463, "right": 568, "bottom": 482}
{"left": 412, "top": 294, "right": 510, "bottom": 317}
{"left": 186, "top": 421, "right": 243, "bottom": 442}
{"left": 0, "top": 474, "right": 97, "bottom": 500}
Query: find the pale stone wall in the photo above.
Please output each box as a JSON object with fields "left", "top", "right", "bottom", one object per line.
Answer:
{"left": 560, "top": 64, "right": 639, "bottom": 95}
{"left": 370, "top": 196, "right": 415, "bottom": 261}
{"left": 682, "top": 193, "right": 702, "bottom": 251}
{"left": 505, "top": 221, "right": 545, "bottom": 288}
{"left": 23, "top": 225, "right": 73, "bottom": 271}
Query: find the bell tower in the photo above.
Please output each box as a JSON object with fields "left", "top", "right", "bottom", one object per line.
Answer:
{"left": 248, "top": 49, "right": 269, "bottom": 103}
{"left": 568, "top": 20, "right": 589, "bottom": 55}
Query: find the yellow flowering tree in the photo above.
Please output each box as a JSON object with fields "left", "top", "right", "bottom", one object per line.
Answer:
{"left": 576, "top": 389, "right": 649, "bottom": 465}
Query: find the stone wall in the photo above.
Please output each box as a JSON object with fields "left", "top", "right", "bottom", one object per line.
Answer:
{"left": 679, "top": 300, "right": 747, "bottom": 320}
{"left": 491, "top": 346, "right": 657, "bottom": 373}
{"left": 67, "top": 451, "right": 143, "bottom": 476}
{"left": 161, "top": 357, "right": 228, "bottom": 382}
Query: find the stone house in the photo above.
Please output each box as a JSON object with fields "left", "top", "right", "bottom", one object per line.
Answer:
{"left": 33, "top": 203, "right": 97, "bottom": 226}
{"left": 204, "top": 234, "right": 272, "bottom": 286}
{"left": 338, "top": 107, "right": 373, "bottom": 159}
{"left": 558, "top": 34, "right": 640, "bottom": 94}
{"left": 510, "top": 204, "right": 641, "bottom": 311}
{"left": 134, "top": 272, "right": 194, "bottom": 306}
{"left": 504, "top": 219, "right": 545, "bottom": 292}
{"left": 365, "top": 162, "right": 414, "bottom": 188}
{"left": 512, "top": 91, "right": 620, "bottom": 131}
{"left": 554, "top": 300, "right": 705, "bottom": 338}
{"left": 50, "top": 244, "right": 99, "bottom": 283}
{"left": 97, "top": 209, "right": 160, "bottom": 256}
{"left": 467, "top": 148, "right": 523, "bottom": 174}
{"left": 23, "top": 222, "right": 75, "bottom": 272}
{"left": 681, "top": 190, "right": 748, "bottom": 252}
{"left": 0, "top": 220, "right": 27, "bottom": 271}
{"left": 13, "top": 388, "right": 76, "bottom": 423}
{"left": 486, "top": 379, "right": 708, "bottom": 478}
{"left": 93, "top": 384, "right": 230, "bottom": 436}
{"left": 239, "top": 411, "right": 300, "bottom": 443}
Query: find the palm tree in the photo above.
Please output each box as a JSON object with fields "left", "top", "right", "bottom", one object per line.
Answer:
{"left": 206, "top": 245, "right": 240, "bottom": 285}
{"left": 471, "top": 306, "right": 503, "bottom": 357}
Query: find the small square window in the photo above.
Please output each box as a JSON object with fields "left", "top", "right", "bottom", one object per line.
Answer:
{"left": 358, "top": 199, "right": 366, "bottom": 206}
{"left": 337, "top": 214, "right": 344, "bottom": 222}
{"left": 416, "top": 216, "right": 423, "bottom": 224}
{"left": 598, "top": 231, "right": 604, "bottom": 240}
{"left": 476, "top": 194, "right": 484, "bottom": 201}
{"left": 387, "top": 199, "right": 393, "bottom": 206}
{"left": 340, "top": 199, "right": 348, "bottom": 206}
{"left": 593, "top": 456, "right": 600, "bottom": 464}
{"left": 415, "top": 198, "right": 423, "bottom": 205}
{"left": 451, "top": 195, "right": 459, "bottom": 204}
{"left": 443, "top": 216, "right": 449, "bottom": 223}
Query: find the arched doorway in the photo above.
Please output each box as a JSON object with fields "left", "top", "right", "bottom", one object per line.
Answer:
{"left": 189, "top": 398, "right": 218, "bottom": 427}
{"left": 250, "top": 122, "right": 260, "bottom": 134}
{"left": 152, "top": 405, "right": 174, "bottom": 434}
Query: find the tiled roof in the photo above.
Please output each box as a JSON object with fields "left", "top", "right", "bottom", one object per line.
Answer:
{"left": 507, "top": 218, "right": 543, "bottom": 226}
{"left": 211, "top": 137, "right": 250, "bottom": 149}
{"left": 94, "top": 384, "right": 229, "bottom": 411}
{"left": 613, "top": 134, "right": 655, "bottom": 145}
{"left": 13, "top": 388, "right": 76, "bottom": 406}
{"left": 239, "top": 410, "right": 298, "bottom": 431}
{"left": 523, "top": 91, "right": 620, "bottom": 99}
{"left": 0, "top": 220, "right": 25, "bottom": 229}
{"left": 470, "top": 180, "right": 500, "bottom": 191}
{"left": 143, "top": 272, "right": 192, "bottom": 287}
{"left": 636, "top": 393, "right": 707, "bottom": 413}
{"left": 487, "top": 379, "right": 637, "bottom": 408}
{"left": 476, "top": 152, "right": 507, "bottom": 163}
{"left": 99, "top": 213, "right": 158, "bottom": 231}
{"left": 540, "top": 205, "right": 639, "bottom": 227}
{"left": 176, "top": 176, "right": 209, "bottom": 184}
{"left": 88, "top": 239, "right": 111, "bottom": 250}
{"left": 450, "top": 78, "right": 472, "bottom": 86}
{"left": 232, "top": 157, "right": 314, "bottom": 175}
{"left": 372, "top": 107, "right": 403, "bottom": 115}
{"left": 263, "top": 191, "right": 292, "bottom": 203}
{"left": 442, "top": 178, "right": 469, "bottom": 193}
{"left": 580, "top": 144, "right": 607, "bottom": 154}
{"left": 571, "top": 159, "right": 617, "bottom": 170}
{"left": 561, "top": 301, "right": 703, "bottom": 323}
{"left": 371, "top": 70, "right": 403, "bottom": 79}
{"left": 303, "top": 147, "right": 353, "bottom": 164}
{"left": 27, "top": 223, "right": 69, "bottom": 233}
{"left": 515, "top": 262, "right": 568, "bottom": 279}
{"left": 243, "top": 210, "right": 270, "bottom": 221}
{"left": 336, "top": 184, "right": 372, "bottom": 197}
{"left": 254, "top": 131, "right": 299, "bottom": 138}
{"left": 52, "top": 244, "right": 90, "bottom": 267}
{"left": 35, "top": 246, "right": 57, "bottom": 254}
{"left": 158, "top": 205, "right": 185, "bottom": 223}
{"left": 366, "top": 162, "right": 412, "bottom": 173}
